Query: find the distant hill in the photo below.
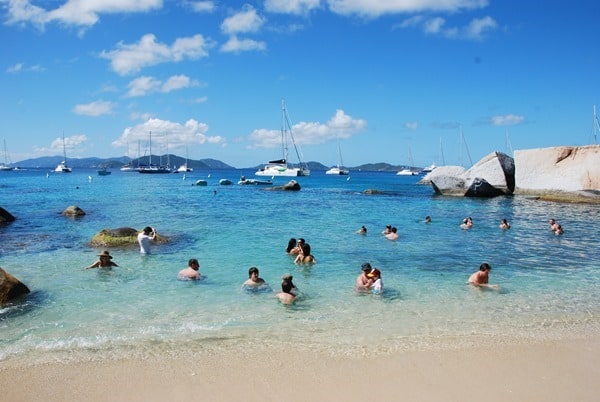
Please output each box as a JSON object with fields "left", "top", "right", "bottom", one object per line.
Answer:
{"left": 15, "top": 155, "right": 415, "bottom": 172}
{"left": 15, "top": 154, "right": 236, "bottom": 170}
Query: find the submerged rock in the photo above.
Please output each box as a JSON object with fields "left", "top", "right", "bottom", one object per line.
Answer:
{"left": 0, "top": 206, "right": 16, "bottom": 223}
{"left": 0, "top": 267, "right": 30, "bottom": 306}
{"left": 62, "top": 205, "right": 86, "bottom": 216}
{"left": 89, "top": 227, "right": 169, "bottom": 248}
{"left": 268, "top": 180, "right": 301, "bottom": 191}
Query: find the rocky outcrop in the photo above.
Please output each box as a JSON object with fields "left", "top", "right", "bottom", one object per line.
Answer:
{"left": 425, "top": 152, "right": 515, "bottom": 197}
{"left": 0, "top": 206, "right": 16, "bottom": 223}
{"left": 267, "top": 180, "right": 301, "bottom": 191}
{"left": 62, "top": 205, "right": 86, "bottom": 216}
{"left": 89, "top": 227, "right": 169, "bottom": 248}
{"left": 0, "top": 267, "right": 30, "bottom": 306}
{"left": 514, "top": 145, "right": 600, "bottom": 202}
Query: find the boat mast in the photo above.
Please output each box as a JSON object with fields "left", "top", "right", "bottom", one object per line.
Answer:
{"left": 439, "top": 137, "right": 446, "bottom": 165}
{"left": 281, "top": 100, "right": 288, "bottom": 163}
{"left": 62, "top": 132, "right": 67, "bottom": 165}
{"left": 148, "top": 131, "right": 152, "bottom": 166}
{"left": 282, "top": 100, "right": 307, "bottom": 171}
{"left": 592, "top": 104, "right": 599, "bottom": 145}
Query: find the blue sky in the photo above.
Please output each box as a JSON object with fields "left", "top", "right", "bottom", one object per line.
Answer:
{"left": 1, "top": 0, "right": 599, "bottom": 168}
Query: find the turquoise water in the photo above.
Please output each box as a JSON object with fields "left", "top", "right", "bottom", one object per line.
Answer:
{"left": 1, "top": 168, "right": 599, "bottom": 362}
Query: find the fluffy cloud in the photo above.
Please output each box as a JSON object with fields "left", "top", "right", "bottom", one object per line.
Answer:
{"left": 72, "top": 100, "right": 115, "bottom": 116}
{"left": 398, "top": 14, "right": 497, "bottom": 40}
{"left": 5, "top": 0, "right": 162, "bottom": 28}
{"left": 327, "top": 0, "right": 488, "bottom": 17}
{"left": 265, "top": 0, "right": 321, "bottom": 15}
{"left": 220, "top": 36, "right": 267, "bottom": 53}
{"left": 126, "top": 74, "right": 201, "bottom": 97}
{"left": 112, "top": 118, "right": 224, "bottom": 152}
{"left": 221, "top": 4, "right": 265, "bottom": 35}
{"left": 248, "top": 109, "right": 367, "bottom": 148}
{"left": 490, "top": 114, "right": 525, "bottom": 126}
{"left": 100, "top": 34, "right": 212, "bottom": 76}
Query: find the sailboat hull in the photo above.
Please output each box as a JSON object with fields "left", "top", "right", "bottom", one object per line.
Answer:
{"left": 325, "top": 167, "right": 349, "bottom": 175}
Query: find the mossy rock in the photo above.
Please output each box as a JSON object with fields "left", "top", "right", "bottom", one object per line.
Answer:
{"left": 88, "top": 227, "right": 169, "bottom": 248}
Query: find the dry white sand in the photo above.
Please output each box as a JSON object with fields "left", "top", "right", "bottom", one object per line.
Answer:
{"left": 1, "top": 337, "right": 599, "bottom": 402}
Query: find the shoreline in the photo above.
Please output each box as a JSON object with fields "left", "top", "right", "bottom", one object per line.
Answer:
{"left": 2, "top": 336, "right": 599, "bottom": 402}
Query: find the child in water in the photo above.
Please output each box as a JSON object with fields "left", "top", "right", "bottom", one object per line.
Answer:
{"left": 368, "top": 268, "right": 383, "bottom": 294}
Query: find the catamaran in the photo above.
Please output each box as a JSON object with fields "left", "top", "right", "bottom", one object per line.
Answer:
{"left": 54, "top": 133, "right": 72, "bottom": 173}
{"left": 255, "top": 100, "right": 310, "bottom": 177}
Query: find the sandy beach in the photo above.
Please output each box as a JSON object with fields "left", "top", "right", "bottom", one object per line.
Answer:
{"left": 1, "top": 337, "right": 599, "bottom": 402}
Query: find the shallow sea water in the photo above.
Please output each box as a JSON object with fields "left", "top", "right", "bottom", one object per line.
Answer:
{"left": 1, "top": 168, "right": 599, "bottom": 362}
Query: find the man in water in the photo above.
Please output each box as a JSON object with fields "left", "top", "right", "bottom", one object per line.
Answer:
{"left": 468, "top": 263, "right": 499, "bottom": 290}
{"left": 355, "top": 262, "right": 374, "bottom": 292}
{"left": 137, "top": 226, "right": 156, "bottom": 254}
{"left": 178, "top": 258, "right": 201, "bottom": 280}
{"left": 242, "top": 267, "right": 267, "bottom": 288}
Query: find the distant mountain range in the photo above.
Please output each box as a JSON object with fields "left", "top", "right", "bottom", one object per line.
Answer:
{"left": 13, "top": 155, "right": 416, "bottom": 172}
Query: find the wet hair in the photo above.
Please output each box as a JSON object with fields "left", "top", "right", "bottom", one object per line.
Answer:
{"left": 301, "top": 243, "right": 311, "bottom": 256}
{"left": 248, "top": 266, "right": 259, "bottom": 277}
{"left": 298, "top": 238, "right": 305, "bottom": 244}
{"left": 282, "top": 280, "right": 294, "bottom": 294}
{"left": 286, "top": 238, "right": 297, "bottom": 253}
{"left": 479, "top": 262, "right": 491, "bottom": 271}
{"left": 188, "top": 258, "right": 199, "bottom": 268}
{"left": 390, "top": 227, "right": 397, "bottom": 233}
{"left": 143, "top": 226, "right": 153, "bottom": 233}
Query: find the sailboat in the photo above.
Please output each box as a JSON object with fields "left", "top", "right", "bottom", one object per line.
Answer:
{"left": 396, "top": 145, "right": 417, "bottom": 176}
{"left": 176, "top": 146, "right": 193, "bottom": 173}
{"left": 0, "top": 139, "right": 14, "bottom": 171}
{"left": 54, "top": 133, "right": 72, "bottom": 173}
{"left": 326, "top": 138, "right": 349, "bottom": 175}
{"left": 255, "top": 100, "right": 310, "bottom": 177}
{"left": 138, "top": 131, "right": 171, "bottom": 174}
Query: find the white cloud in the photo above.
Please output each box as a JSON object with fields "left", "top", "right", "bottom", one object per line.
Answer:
{"left": 39, "top": 134, "right": 87, "bottom": 154}
{"left": 248, "top": 109, "right": 366, "bottom": 149}
{"left": 327, "top": 0, "right": 488, "bottom": 18}
{"left": 126, "top": 76, "right": 162, "bottom": 97}
{"left": 126, "top": 74, "right": 200, "bottom": 97}
{"left": 72, "top": 100, "right": 115, "bottom": 116}
{"left": 6, "top": 62, "right": 45, "bottom": 73}
{"left": 5, "top": 0, "right": 162, "bottom": 29}
{"left": 221, "top": 4, "right": 265, "bottom": 35}
{"left": 490, "top": 114, "right": 525, "bottom": 126}
{"left": 113, "top": 118, "right": 224, "bottom": 151}
{"left": 220, "top": 36, "right": 267, "bottom": 53}
{"left": 465, "top": 16, "right": 497, "bottom": 40}
{"left": 100, "top": 33, "right": 211, "bottom": 76}
{"left": 265, "top": 0, "right": 321, "bottom": 15}
{"left": 404, "top": 121, "right": 418, "bottom": 130}
{"left": 183, "top": 1, "right": 215, "bottom": 13}
{"left": 399, "top": 14, "right": 497, "bottom": 40}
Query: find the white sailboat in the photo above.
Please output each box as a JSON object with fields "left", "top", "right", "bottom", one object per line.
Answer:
{"left": 255, "top": 100, "right": 310, "bottom": 177}
{"left": 54, "top": 133, "right": 72, "bottom": 173}
{"left": 176, "top": 146, "right": 193, "bottom": 173}
{"left": 0, "top": 139, "right": 14, "bottom": 171}
{"left": 326, "top": 138, "right": 349, "bottom": 175}
{"left": 138, "top": 131, "right": 171, "bottom": 174}
{"left": 396, "top": 145, "right": 417, "bottom": 176}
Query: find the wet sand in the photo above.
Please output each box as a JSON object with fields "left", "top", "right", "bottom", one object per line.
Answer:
{"left": 1, "top": 337, "right": 599, "bottom": 402}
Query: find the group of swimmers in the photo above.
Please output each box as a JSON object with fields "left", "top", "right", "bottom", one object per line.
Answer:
{"left": 86, "top": 215, "right": 568, "bottom": 301}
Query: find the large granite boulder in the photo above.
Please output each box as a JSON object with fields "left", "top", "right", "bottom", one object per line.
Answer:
{"left": 0, "top": 206, "right": 16, "bottom": 223}
{"left": 0, "top": 267, "right": 30, "bottom": 306}
{"left": 427, "top": 152, "right": 514, "bottom": 197}
{"left": 62, "top": 205, "right": 86, "bottom": 216}
{"left": 89, "top": 227, "right": 168, "bottom": 248}
{"left": 514, "top": 145, "right": 600, "bottom": 202}
{"left": 267, "top": 180, "right": 301, "bottom": 191}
